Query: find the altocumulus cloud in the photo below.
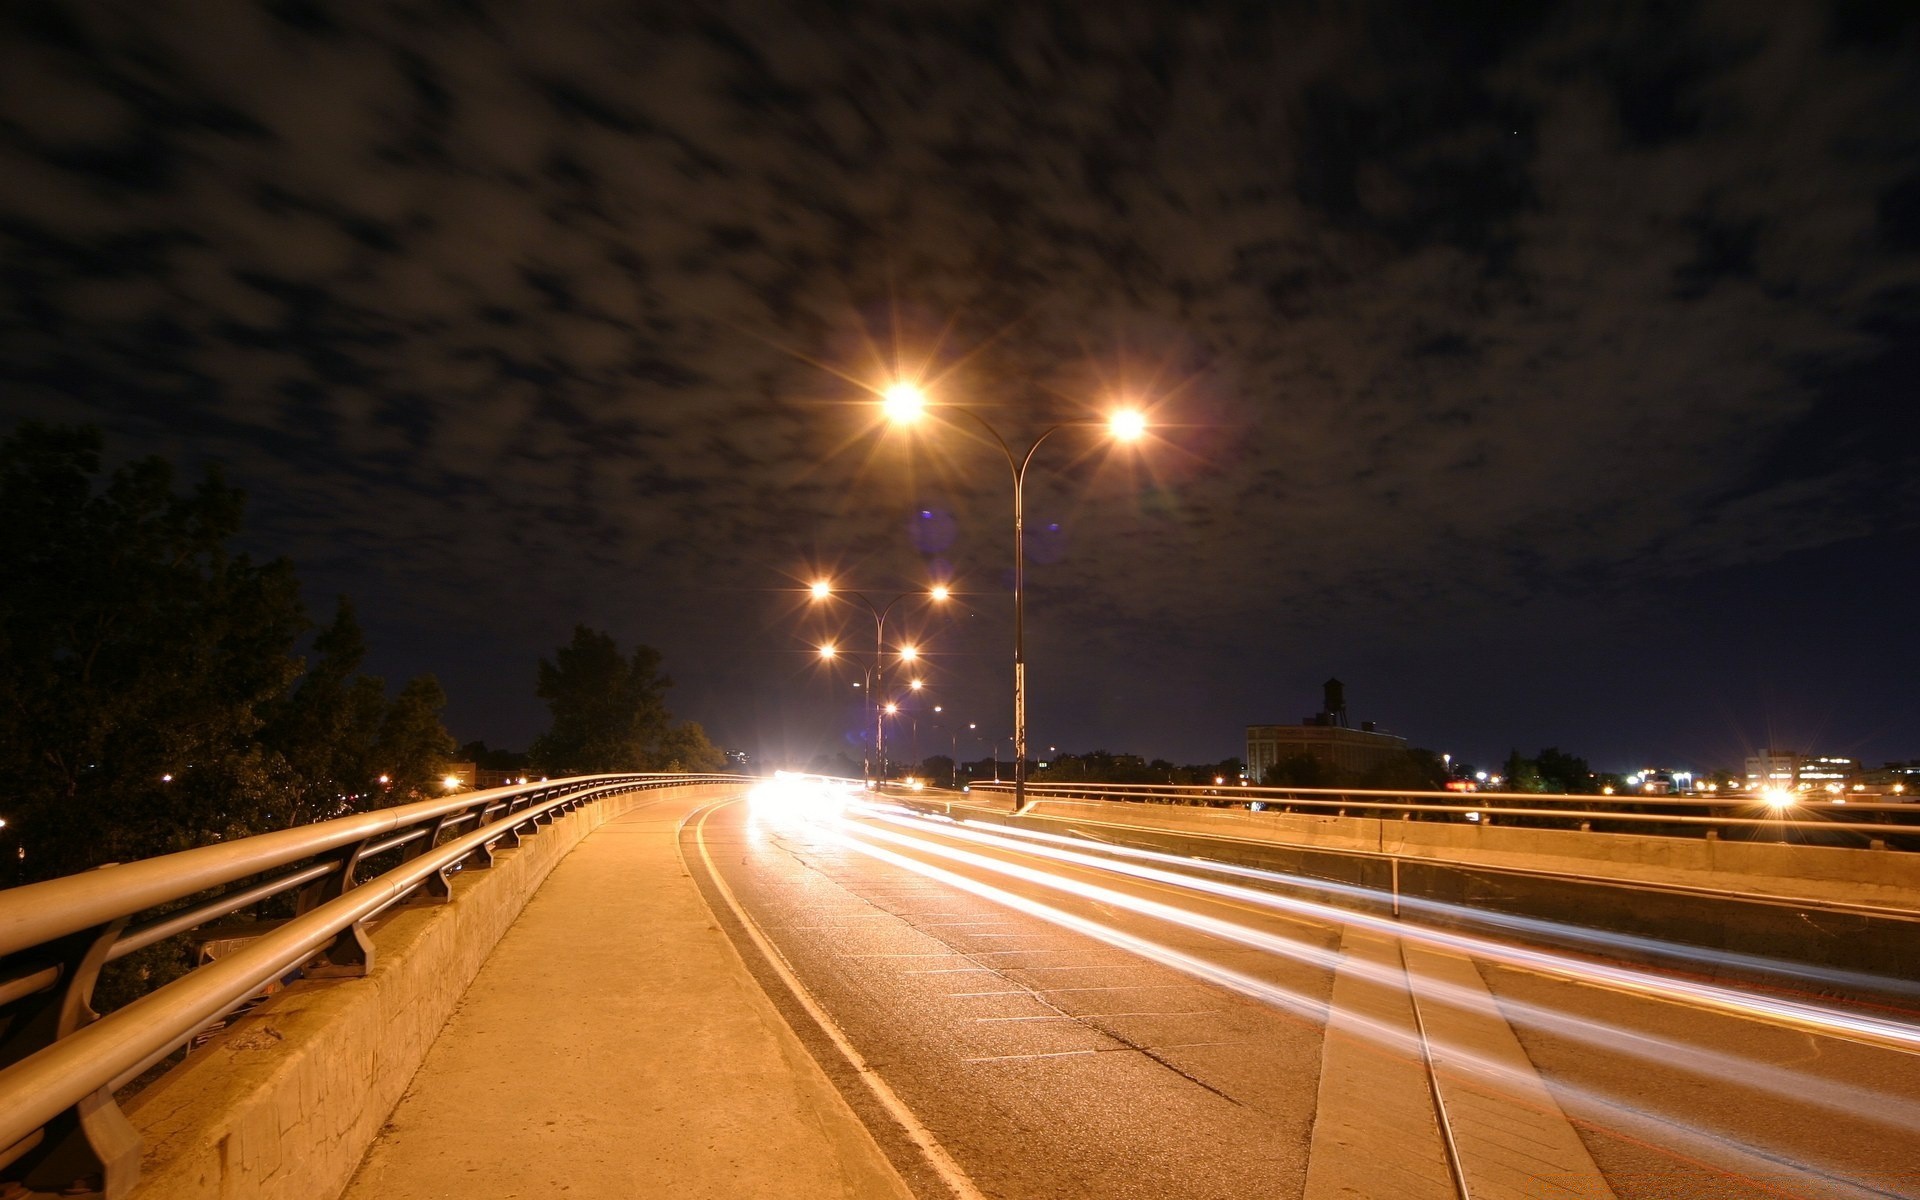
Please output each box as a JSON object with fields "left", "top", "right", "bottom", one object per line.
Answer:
{"left": 1, "top": 0, "right": 1916, "bottom": 757}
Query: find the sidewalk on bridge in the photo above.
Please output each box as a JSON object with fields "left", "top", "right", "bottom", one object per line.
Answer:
{"left": 338, "top": 788, "right": 915, "bottom": 1199}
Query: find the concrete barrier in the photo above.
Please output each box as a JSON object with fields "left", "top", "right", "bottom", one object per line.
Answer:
{"left": 121, "top": 782, "right": 737, "bottom": 1200}
{"left": 954, "top": 798, "right": 1920, "bottom": 912}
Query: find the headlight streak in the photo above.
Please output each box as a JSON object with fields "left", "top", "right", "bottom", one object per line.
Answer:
{"left": 846, "top": 816, "right": 1920, "bottom": 1133}
{"left": 866, "top": 810, "right": 1920, "bottom": 1059}
{"left": 816, "top": 818, "right": 1912, "bottom": 1199}
{"left": 940, "top": 815, "right": 1920, "bottom": 1004}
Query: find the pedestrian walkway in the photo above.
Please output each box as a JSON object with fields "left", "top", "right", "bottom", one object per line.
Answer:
{"left": 339, "top": 791, "right": 912, "bottom": 1199}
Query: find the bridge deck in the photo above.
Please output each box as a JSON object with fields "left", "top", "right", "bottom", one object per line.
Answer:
{"left": 338, "top": 790, "right": 909, "bottom": 1199}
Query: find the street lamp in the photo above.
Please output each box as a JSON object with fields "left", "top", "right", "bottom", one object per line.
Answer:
{"left": 881, "top": 382, "right": 1147, "bottom": 812}
{"left": 809, "top": 580, "right": 949, "bottom": 783}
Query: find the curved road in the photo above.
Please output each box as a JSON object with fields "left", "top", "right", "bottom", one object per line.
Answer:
{"left": 684, "top": 783, "right": 1920, "bottom": 1200}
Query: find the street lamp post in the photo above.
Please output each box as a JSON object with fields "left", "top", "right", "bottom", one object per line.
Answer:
{"left": 881, "top": 385, "right": 1144, "bottom": 811}
{"left": 810, "top": 581, "right": 948, "bottom": 784}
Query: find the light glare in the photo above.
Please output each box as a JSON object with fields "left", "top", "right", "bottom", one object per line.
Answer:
{"left": 882, "top": 381, "right": 926, "bottom": 423}
{"left": 1109, "top": 409, "right": 1147, "bottom": 441}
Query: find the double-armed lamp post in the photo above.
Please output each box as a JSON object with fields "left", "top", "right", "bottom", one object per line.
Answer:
{"left": 878, "top": 383, "right": 1146, "bottom": 812}
{"left": 812, "top": 582, "right": 947, "bottom": 782}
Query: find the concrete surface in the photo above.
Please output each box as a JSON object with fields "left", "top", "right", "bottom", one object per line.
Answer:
{"left": 122, "top": 783, "right": 736, "bottom": 1200}
{"left": 336, "top": 792, "right": 914, "bottom": 1200}
{"left": 953, "top": 797, "right": 1920, "bottom": 911}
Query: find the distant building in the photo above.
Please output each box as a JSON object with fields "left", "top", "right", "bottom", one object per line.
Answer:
{"left": 1246, "top": 678, "right": 1407, "bottom": 782}
{"left": 1742, "top": 749, "right": 1860, "bottom": 790}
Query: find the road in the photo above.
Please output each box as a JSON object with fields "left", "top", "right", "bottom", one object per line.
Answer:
{"left": 682, "top": 780, "right": 1920, "bottom": 1200}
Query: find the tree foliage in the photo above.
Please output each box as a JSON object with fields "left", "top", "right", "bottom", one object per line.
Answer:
{"left": 529, "top": 625, "right": 714, "bottom": 772}
{"left": 0, "top": 424, "right": 305, "bottom": 884}
{"left": 0, "top": 423, "right": 458, "bottom": 885}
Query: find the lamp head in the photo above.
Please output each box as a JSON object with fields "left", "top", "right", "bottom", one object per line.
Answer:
{"left": 1108, "top": 409, "right": 1148, "bottom": 441}
{"left": 882, "top": 381, "right": 926, "bottom": 423}
{"left": 909, "top": 678, "right": 924, "bottom": 690}
{"left": 929, "top": 584, "right": 950, "bottom": 602}
{"left": 809, "top": 579, "right": 832, "bottom": 600}
{"left": 898, "top": 645, "right": 918, "bottom": 662}
{"left": 817, "top": 644, "right": 836, "bottom": 660}
{"left": 884, "top": 702, "right": 899, "bottom": 714}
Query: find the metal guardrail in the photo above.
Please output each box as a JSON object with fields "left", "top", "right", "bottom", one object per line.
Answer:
{"left": 960, "top": 780, "right": 1920, "bottom": 843}
{"left": 0, "top": 772, "right": 743, "bottom": 1198}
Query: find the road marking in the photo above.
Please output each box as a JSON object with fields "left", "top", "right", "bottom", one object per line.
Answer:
{"left": 689, "top": 801, "right": 987, "bottom": 1200}
{"left": 1405, "top": 942, "right": 1617, "bottom": 1200}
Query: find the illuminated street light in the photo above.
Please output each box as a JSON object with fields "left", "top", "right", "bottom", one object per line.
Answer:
{"left": 909, "top": 678, "right": 924, "bottom": 691}
{"left": 1109, "top": 409, "right": 1147, "bottom": 441}
{"left": 881, "top": 381, "right": 1149, "bottom": 811}
{"left": 808, "top": 580, "right": 950, "bottom": 781}
{"left": 882, "top": 381, "right": 926, "bottom": 423}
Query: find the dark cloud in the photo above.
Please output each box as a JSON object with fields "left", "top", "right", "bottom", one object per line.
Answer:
{"left": 2, "top": 0, "right": 1916, "bottom": 768}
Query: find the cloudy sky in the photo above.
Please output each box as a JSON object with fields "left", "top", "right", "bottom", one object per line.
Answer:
{"left": 3, "top": 0, "right": 1916, "bottom": 773}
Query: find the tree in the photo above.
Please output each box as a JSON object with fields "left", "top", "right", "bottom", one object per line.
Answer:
{"left": 0, "top": 423, "right": 306, "bottom": 884}
{"left": 1533, "top": 747, "right": 1595, "bottom": 794}
{"left": 919, "top": 754, "right": 956, "bottom": 785}
{"left": 655, "top": 720, "right": 725, "bottom": 772}
{"left": 375, "top": 675, "right": 458, "bottom": 800}
{"left": 1502, "top": 749, "right": 1545, "bottom": 793}
{"left": 529, "top": 626, "right": 675, "bottom": 772}
{"left": 260, "top": 598, "right": 387, "bottom": 824}
{"left": 1360, "top": 749, "right": 1449, "bottom": 791}
{"left": 1263, "top": 753, "right": 1336, "bottom": 787}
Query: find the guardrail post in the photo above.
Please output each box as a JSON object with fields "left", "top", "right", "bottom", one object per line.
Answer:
{"left": 0, "top": 917, "right": 141, "bottom": 1199}
{"left": 399, "top": 813, "right": 460, "bottom": 903}
{"left": 451, "top": 798, "right": 501, "bottom": 874}
{"left": 294, "top": 838, "right": 375, "bottom": 978}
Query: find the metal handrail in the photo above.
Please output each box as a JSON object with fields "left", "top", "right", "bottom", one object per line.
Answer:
{"left": 0, "top": 772, "right": 744, "bottom": 1194}
{"left": 962, "top": 780, "right": 1920, "bottom": 839}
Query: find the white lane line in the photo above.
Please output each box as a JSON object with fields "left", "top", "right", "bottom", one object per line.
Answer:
{"left": 690, "top": 801, "right": 987, "bottom": 1200}
{"left": 961, "top": 1049, "right": 1100, "bottom": 1063}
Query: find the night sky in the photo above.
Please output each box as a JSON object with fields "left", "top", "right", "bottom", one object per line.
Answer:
{"left": 3, "top": 1, "right": 1916, "bottom": 775}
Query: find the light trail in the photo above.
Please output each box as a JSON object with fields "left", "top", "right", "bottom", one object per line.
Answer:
{"left": 859, "top": 807, "right": 1920, "bottom": 1058}
{"left": 846, "top": 814, "right": 1920, "bottom": 1132}
{"left": 951, "top": 813, "right": 1920, "bottom": 1004}
{"left": 804, "top": 812, "right": 1911, "bottom": 1200}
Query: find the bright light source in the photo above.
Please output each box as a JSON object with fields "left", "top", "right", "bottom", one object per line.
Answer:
{"left": 909, "top": 678, "right": 924, "bottom": 691}
{"left": 442, "top": 775, "right": 461, "bottom": 790}
{"left": 882, "top": 381, "right": 926, "bottom": 423}
{"left": 1760, "top": 787, "right": 1794, "bottom": 809}
{"left": 1214, "top": 776, "right": 1225, "bottom": 786}
{"left": 161, "top": 773, "right": 173, "bottom": 783}
{"left": 933, "top": 705, "right": 943, "bottom": 713}
{"left": 378, "top": 774, "right": 391, "bottom": 785}
{"left": 810, "top": 580, "right": 832, "bottom": 600}
{"left": 818, "top": 644, "right": 837, "bottom": 659}
{"left": 930, "top": 584, "right": 950, "bottom": 601}
{"left": 898, "top": 645, "right": 918, "bottom": 662}
{"left": 885, "top": 702, "right": 899, "bottom": 714}
{"left": 1108, "top": 409, "right": 1147, "bottom": 441}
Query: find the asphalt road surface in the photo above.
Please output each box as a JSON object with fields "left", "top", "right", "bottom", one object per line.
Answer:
{"left": 683, "top": 782, "right": 1920, "bottom": 1200}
